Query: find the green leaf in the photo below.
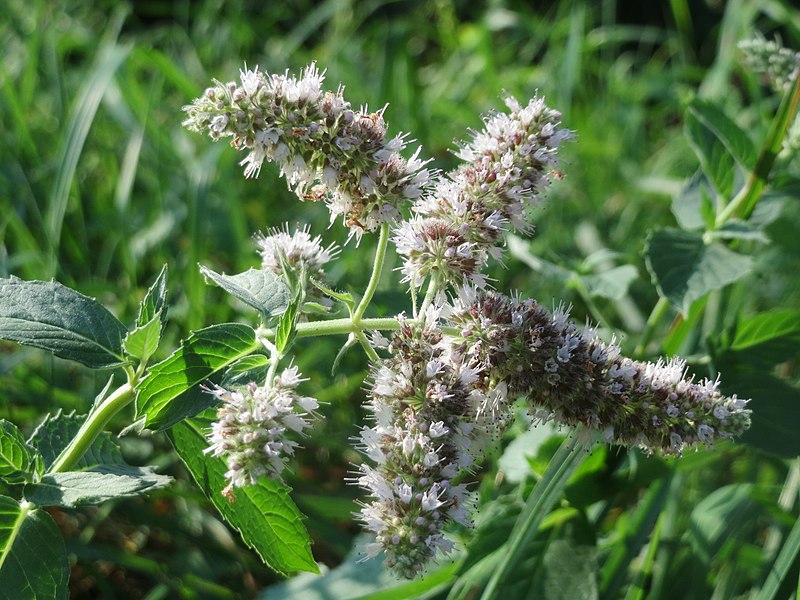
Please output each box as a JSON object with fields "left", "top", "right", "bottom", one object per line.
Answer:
{"left": 135, "top": 323, "right": 260, "bottom": 431}
{"left": 723, "top": 372, "right": 800, "bottom": 458}
{"left": 687, "top": 99, "right": 757, "bottom": 171}
{"left": 169, "top": 415, "right": 318, "bottom": 576}
{"left": 0, "top": 421, "right": 38, "bottom": 484}
{"left": 671, "top": 172, "right": 714, "bottom": 231}
{"left": 0, "top": 496, "right": 69, "bottom": 599}
{"left": 221, "top": 354, "right": 271, "bottom": 388}
{"left": 0, "top": 277, "right": 127, "bottom": 368}
{"left": 136, "top": 265, "right": 168, "bottom": 328}
{"left": 581, "top": 266, "right": 638, "bottom": 300}
{"left": 27, "top": 411, "right": 125, "bottom": 470}
{"left": 23, "top": 465, "right": 172, "bottom": 507}
{"left": 310, "top": 279, "right": 354, "bottom": 308}
{"left": 123, "top": 311, "right": 163, "bottom": 363}
{"left": 754, "top": 509, "right": 800, "bottom": 600}
{"left": 200, "top": 266, "right": 289, "bottom": 318}
{"left": 708, "top": 221, "right": 770, "bottom": 243}
{"left": 480, "top": 435, "right": 589, "bottom": 598}
{"left": 685, "top": 107, "right": 738, "bottom": 200}
{"left": 730, "top": 309, "right": 800, "bottom": 351}
{"left": 684, "top": 484, "right": 761, "bottom": 564}
{"left": 275, "top": 298, "right": 299, "bottom": 354}
{"left": 644, "top": 228, "right": 753, "bottom": 315}
{"left": 261, "top": 535, "right": 461, "bottom": 600}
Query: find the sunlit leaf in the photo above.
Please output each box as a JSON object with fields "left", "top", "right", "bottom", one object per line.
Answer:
{"left": 169, "top": 415, "right": 318, "bottom": 576}
{"left": 135, "top": 323, "right": 260, "bottom": 431}
{"left": 0, "top": 496, "right": 69, "bottom": 599}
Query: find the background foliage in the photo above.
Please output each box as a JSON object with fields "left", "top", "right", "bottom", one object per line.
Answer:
{"left": 1, "top": 0, "right": 799, "bottom": 597}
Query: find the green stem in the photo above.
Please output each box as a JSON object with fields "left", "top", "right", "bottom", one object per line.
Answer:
{"left": 633, "top": 297, "right": 671, "bottom": 358}
{"left": 292, "top": 316, "right": 401, "bottom": 337}
{"left": 715, "top": 74, "right": 800, "bottom": 227}
{"left": 353, "top": 222, "right": 390, "bottom": 323}
{"left": 480, "top": 433, "right": 589, "bottom": 600}
{"left": 417, "top": 275, "right": 440, "bottom": 317}
{"left": 49, "top": 381, "right": 135, "bottom": 473}
{"left": 354, "top": 330, "right": 380, "bottom": 362}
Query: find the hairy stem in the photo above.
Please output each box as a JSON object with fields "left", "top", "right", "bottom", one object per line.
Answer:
{"left": 353, "top": 222, "right": 390, "bottom": 323}
{"left": 49, "top": 381, "right": 136, "bottom": 473}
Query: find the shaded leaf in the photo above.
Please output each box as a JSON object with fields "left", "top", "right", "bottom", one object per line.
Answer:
{"left": 687, "top": 99, "right": 757, "bottom": 170}
{"left": 0, "top": 496, "right": 69, "bottom": 599}
{"left": 685, "top": 109, "right": 738, "bottom": 199}
{"left": 684, "top": 484, "right": 761, "bottom": 563}
{"left": 24, "top": 465, "right": 172, "bottom": 507}
{"left": 27, "top": 411, "right": 125, "bottom": 471}
{"left": 730, "top": 310, "right": 800, "bottom": 351}
{"left": 200, "top": 266, "right": 289, "bottom": 318}
{"left": 671, "top": 172, "right": 716, "bottom": 232}
{"left": 581, "top": 266, "right": 638, "bottom": 300}
{"left": 135, "top": 323, "right": 260, "bottom": 431}
{"left": 709, "top": 221, "right": 770, "bottom": 243}
{"left": 170, "top": 415, "right": 318, "bottom": 576}
{"left": 723, "top": 372, "right": 800, "bottom": 458}
{"left": 644, "top": 228, "right": 753, "bottom": 315}
{"left": 0, "top": 421, "right": 38, "bottom": 484}
{"left": 261, "top": 534, "right": 461, "bottom": 600}
{"left": 0, "top": 277, "right": 126, "bottom": 368}
{"left": 221, "top": 354, "right": 271, "bottom": 388}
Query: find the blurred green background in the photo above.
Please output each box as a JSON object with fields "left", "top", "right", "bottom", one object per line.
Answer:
{"left": 2, "top": 0, "right": 799, "bottom": 598}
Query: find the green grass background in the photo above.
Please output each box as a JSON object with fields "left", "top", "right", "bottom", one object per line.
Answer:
{"left": 2, "top": 0, "right": 800, "bottom": 598}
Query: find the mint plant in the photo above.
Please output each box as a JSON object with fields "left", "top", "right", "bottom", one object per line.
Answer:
{"left": 2, "top": 37, "right": 798, "bottom": 596}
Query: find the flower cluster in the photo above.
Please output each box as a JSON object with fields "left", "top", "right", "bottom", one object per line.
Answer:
{"left": 185, "top": 63, "right": 754, "bottom": 580}
{"left": 182, "top": 64, "right": 432, "bottom": 235}
{"left": 394, "top": 95, "right": 570, "bottom": 290}
{"left": 445, "top": 288, "right": 752, "bottom": 454}
{"left": 739, "top": 37, "right": 800, "bottom": 92}
{"left": 354, "top": 315, "right": 484, "bottom": 578}
{"left": 256, "top": 224, "right": 338, "bottom": 277}
{"left": 204, "top": 367, "right": 319, "bottom": 497}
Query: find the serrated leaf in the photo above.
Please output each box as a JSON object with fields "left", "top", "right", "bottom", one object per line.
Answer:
{"left": 687, "top": 99, "right": 757, "bottom": 171}
{"left": 0, "top": 421, "right": 38, "bottom": 484}
{"left": 135, "top": 323, "right": 260, "bottom": 431}
{"left": 0, "top": 496, "right": 69, "bottom": 599}
{"left": 310, "top": 279, "right": 354, "bottom": 307}
{"left": 200, "top": 266, "right": 289, "bottom": 318}
{"left": 169, "top": 416, "right": 318, "bottom": 576}
{"left": 23, "top": 465, "right": 172, "bottom": 507}
{"left": 137, "top": 265, "right": 168, "bottom": 328}
{"left": 275, "top": 299, "right": 299, "bottom": 354}
{"left": 221, "top": 354, "right": 271, "bottom": 388}
{"left": 644, "top": 228, "right": 753, "bottom": 315}
{"left": 27, "top": 411, "right": 125, "bottom": 471}
{"left": 0, "top": 277, "right": 126, "bottom": 368}
{"left": 123, "top": 311, "right": 163, "bottom": 362}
